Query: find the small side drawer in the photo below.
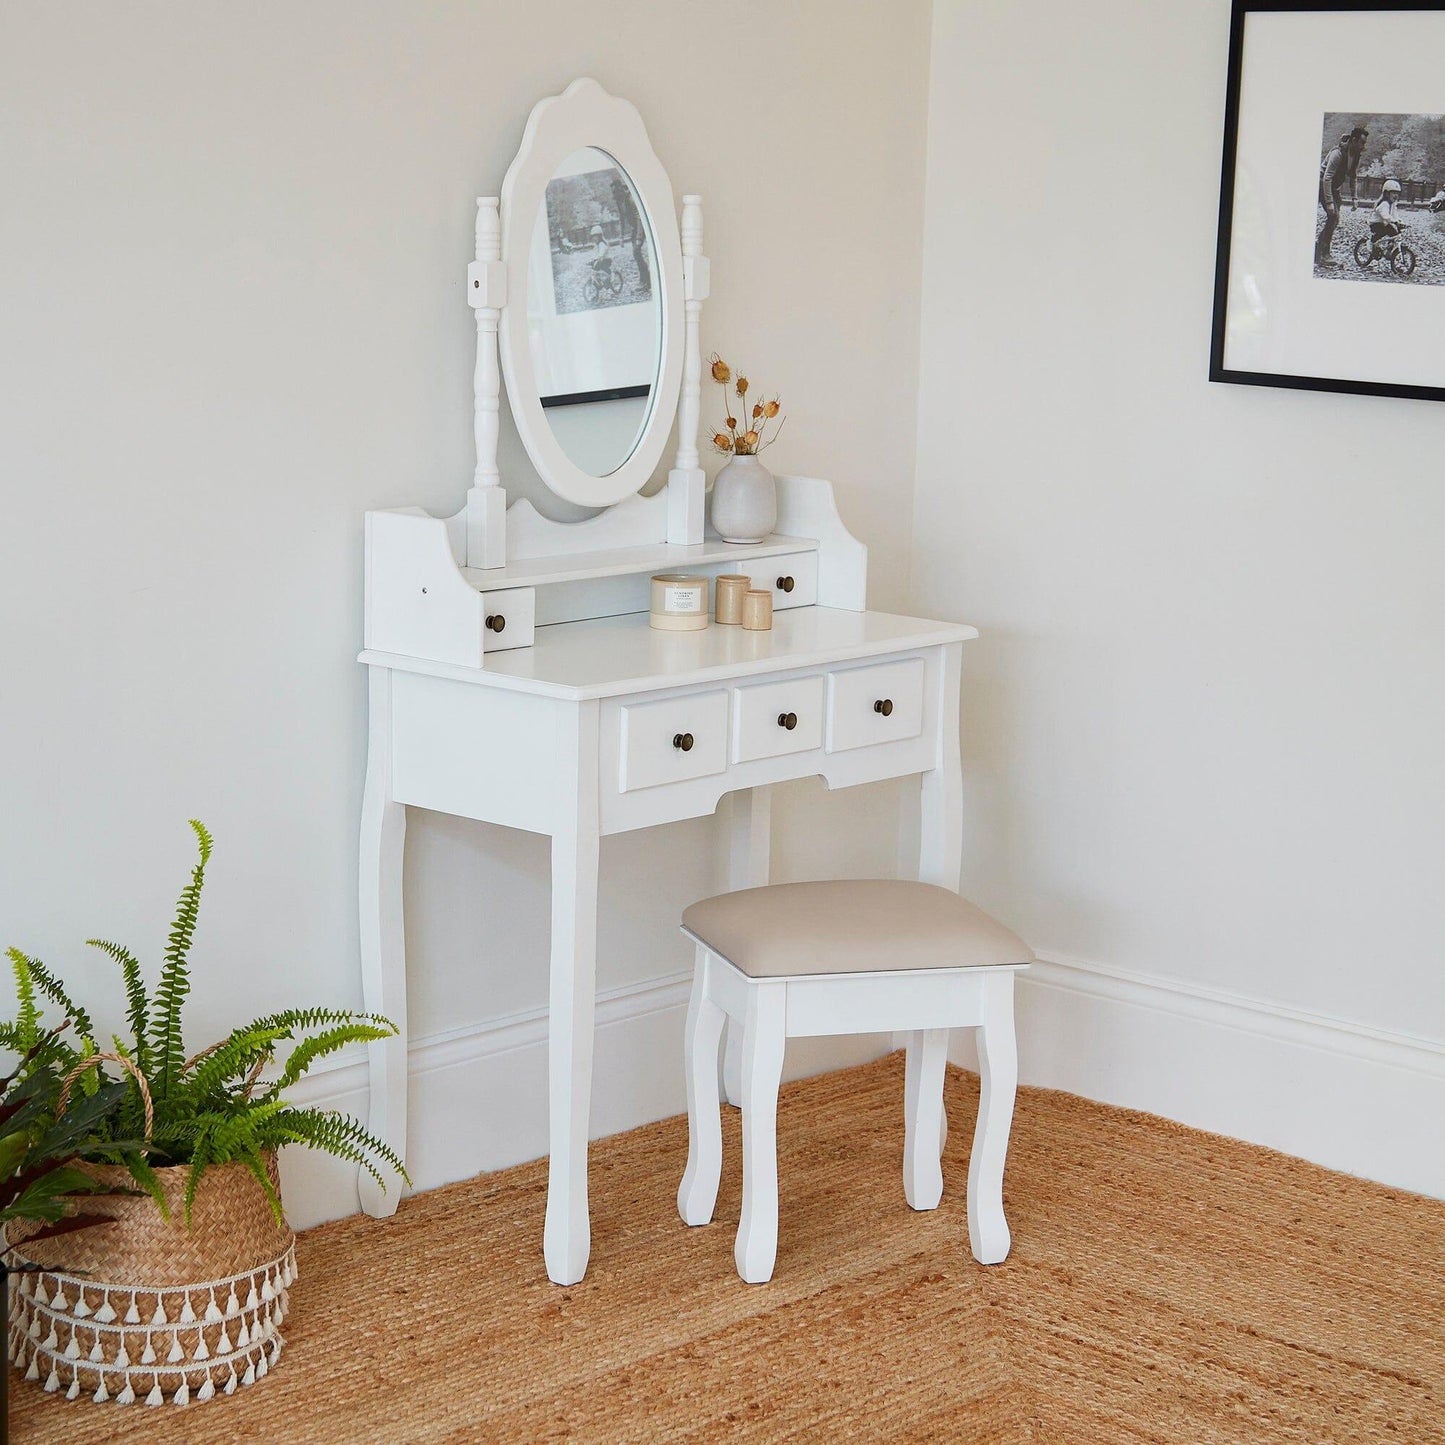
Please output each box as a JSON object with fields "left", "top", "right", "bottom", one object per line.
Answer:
{"left": 734, "top": 552, "right": 818, "bottom": 611}
{"left": 619, "top": 690, "right": 729, "bottom": 792}
{"left": 479, "top": 587, "right": 534, "bottom": 653}
{"left": 825, "top": 657, "right": 926, "bottom": 753}
{"left": 732, "top": 674, "right": 825, "bottom": 763}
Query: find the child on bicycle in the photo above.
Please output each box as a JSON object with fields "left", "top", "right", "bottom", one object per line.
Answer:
{"left": 588, "top": 223, "right": 612, "bottom": 279}
{"left": 1369, "top": 179, "right": 1403, "bottom": 258}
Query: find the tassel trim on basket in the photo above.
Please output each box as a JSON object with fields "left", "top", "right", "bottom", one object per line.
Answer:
{"left": 4, "top": 1240, "right": 295, "bottom": 1406}
{"left": 9, "top": 1322, "right": 285, "bottom": 1405}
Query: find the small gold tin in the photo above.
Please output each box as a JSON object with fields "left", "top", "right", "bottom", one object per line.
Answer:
{"left": 741, "top": 589, "right": 773, "bottom": 631}
{"left": 714, "top": 574, "right": 751, "bottom": 625}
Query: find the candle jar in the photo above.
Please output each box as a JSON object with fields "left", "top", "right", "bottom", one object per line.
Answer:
{"left": 714, "top": 574, "right": 751, "bottom": 625}
{"left": 650, "top": 573, "right": 710, "bottom": 631}
{"left": 741, "top": 589, "right": 773, "bottom": 631}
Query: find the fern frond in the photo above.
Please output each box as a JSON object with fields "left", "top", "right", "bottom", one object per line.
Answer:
{"left": 245, "top": 1006, "right": 397, "bottom": 1036}
{"left": 186, "top": 1027, "right": 288, "bottom": 1100}
{"left": 76, "top": 1036, "right": 99, "bottom": 1096}
{"left": 18, "top": 950, "right": 96, "bottom": 1043}
{"left": 8, "top": 948, "right": 43, "bottom": 1050}
{"left": 0, "top": 1020, "right": 33, "bottom": 1055}
{"left": 269, "top": 1023, "right": 394, "bottom": 1095}
{"left": 182, "top": 1118, "right": 216, "bottom": 1224}
{"left": 88, "top": 939, "right": 151, "bottom": 1070}
{"left": 208, "top": 1099, "right": 282, "bottom": 1162}
{"left": 239, "top": 1151, "right": 284, "bottom": 1227}
{"left": 265, "top": 1106, "right": 410, "bottom": 1188}
{"left": 120, "top": 1150, "right": 169, "bottom": 1219}
{"left": 149, "top": 821, "right": 212, "bottom": 1101}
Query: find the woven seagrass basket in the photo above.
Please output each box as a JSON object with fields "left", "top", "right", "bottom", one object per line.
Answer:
{"left": 4, "top": 1054, "right": 296, "bottom": 1406}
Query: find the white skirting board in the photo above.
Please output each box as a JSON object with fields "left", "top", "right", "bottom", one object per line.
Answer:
{"left": 947, "top": 950, "right": 1445, "bottom": 1202}
{"left": 276, "top": 973, "right": 890, "bottom": 1231}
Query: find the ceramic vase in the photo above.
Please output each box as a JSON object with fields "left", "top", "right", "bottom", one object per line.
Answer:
{"left": 710, "top": 454, "right": 777, "bottom": 544}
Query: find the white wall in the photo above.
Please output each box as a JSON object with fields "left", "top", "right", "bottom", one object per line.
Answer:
{"left": 0, "top": 1, "right": 933, "bottom": 1224}
{"left": 916, "top": 0, "right": 1445, "bottom": 1196}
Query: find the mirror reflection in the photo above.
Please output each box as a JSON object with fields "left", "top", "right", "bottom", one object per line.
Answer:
{"left": 525, "top": 146, "right": 662, "bottom": 477}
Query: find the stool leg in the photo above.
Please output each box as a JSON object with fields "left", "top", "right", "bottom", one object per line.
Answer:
{"left": 735, "top": 983, "right": 786, "bottom": 1284}
{"left": 968, "top": 973, "right": 1017, "bottom": 1264}
{"left": 678, "top": 949, "right": 726, "bottom": 1227}
{"left": 903, "top": 1028, "right": 949, "bottom": 1210}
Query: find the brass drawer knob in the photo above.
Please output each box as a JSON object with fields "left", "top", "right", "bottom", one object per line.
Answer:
{"left": 672, "top": 732, "right": 694, "bottom": 752}
{"left": 874, "top": 698, "right": 893, "bottom": 717}
{"left": 485, "top": 614, "right": 506, "bottom": 633}
{"left": 777, "top": 712, "right": 798, "bottom": 730}
{"left": 776, "top": 575, "right": 795, "bottom": 593}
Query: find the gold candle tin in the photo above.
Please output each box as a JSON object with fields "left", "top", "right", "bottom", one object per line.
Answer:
{"left": 741, "top": 589, "right": 774, "bottom": 631}
{"left": 714, "top": 574, "right": 751, "bottom": 625}
{"left": 650, "top": 573, "right": 710, "bottom": 631}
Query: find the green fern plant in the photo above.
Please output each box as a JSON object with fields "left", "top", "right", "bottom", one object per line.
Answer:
{"left": 5, "top": 821, "right": 409, "bottom": 1224}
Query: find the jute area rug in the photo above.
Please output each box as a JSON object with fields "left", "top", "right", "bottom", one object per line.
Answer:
{"left": 14, "top": 1054, "right": 1444, "bottom": 1443}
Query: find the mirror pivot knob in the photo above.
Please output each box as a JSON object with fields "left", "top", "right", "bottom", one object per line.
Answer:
{"left": 874, "top": 698, "right": 893, "bottom": 716}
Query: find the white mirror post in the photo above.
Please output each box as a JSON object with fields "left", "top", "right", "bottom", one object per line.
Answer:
{"left": 467, "top": 196, "right": 507, "bottom": 570}
{"left": 666, "top": 194, "right": 707, "bottom": 545}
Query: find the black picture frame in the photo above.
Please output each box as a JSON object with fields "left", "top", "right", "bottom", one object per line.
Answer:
{"left": 541, "top": 384, "right": 651, "bottom": 410}
{"left": 1210, "top": 0, "right": 1445, "bottom": 403}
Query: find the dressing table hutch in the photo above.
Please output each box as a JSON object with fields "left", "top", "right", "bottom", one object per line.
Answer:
{"left": 358, "top": 79, "right": 976, "bottom": 1285}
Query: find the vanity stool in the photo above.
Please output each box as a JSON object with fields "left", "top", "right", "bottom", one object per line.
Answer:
{"left": 676, "top": 880, "right": 1031, "bottom": 1284}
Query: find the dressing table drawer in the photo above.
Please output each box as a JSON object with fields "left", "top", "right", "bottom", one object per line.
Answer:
{"left": 732, "top": 675, "right": 825, "bottom": 763}
{"left": 618, "top": 690, "right": 729, "bottom": 792}
{"left": 732, "top": 552, "right": 818, "bottom": 611}
{"left": 479, "top": 587, "right": 535, "bottom": 653}
{"left": 826, "top": 657, "right": 926, "bottom": 752}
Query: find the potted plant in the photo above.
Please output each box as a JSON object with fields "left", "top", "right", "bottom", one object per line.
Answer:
{"left": 3, "top": 821, "right": 407, "bottom": 1406}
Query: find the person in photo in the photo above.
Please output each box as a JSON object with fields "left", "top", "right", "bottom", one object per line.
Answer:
{"left": 1316, "top": 124, "right": 1368, "bottom": 267}
{"left": 589, "top": 222, "right": 613, "bottom": 285}
{"left": 1368, "top": 179, "right": 1404, "bottom": 259}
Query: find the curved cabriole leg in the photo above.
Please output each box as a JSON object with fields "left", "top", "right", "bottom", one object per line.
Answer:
{"left": 678, "top": 948, "right": 726, "bottom": 1226}
{"left": 903, "top": 1028, "right": 949, "bottom": 1210}
{"left": 359, "top": 668, "right": 407, "bottom": 1219}
{"left": 968, "top": 973, "right": 1018, "bottom": 1264}
{"left": 734, "top": 984, "right": 786, "bottom": 1284}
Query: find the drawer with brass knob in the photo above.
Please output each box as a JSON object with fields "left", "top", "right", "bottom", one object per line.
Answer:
{"left": 478, "top": 587, "right": 535, "bottom": 654}
{"left": 731, "top": 675, "right": 825, "bottom": 762}
{"left": 726, "top": 552, "right": 818, "bottom": 611}
{"left": 617, "top": 690, "right": 728, "bottom": 792}
{"left": 826, "top": 657, "right": 925, "bottom": 753}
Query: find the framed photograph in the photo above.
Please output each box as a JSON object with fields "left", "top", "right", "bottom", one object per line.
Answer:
{"left": 1211, "top": 0, "right": 1445, "bottom": 401}
{"left": 524, "top": 153, "right": 659, "bottom": 409}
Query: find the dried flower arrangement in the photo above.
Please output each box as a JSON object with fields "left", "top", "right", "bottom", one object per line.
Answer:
{"left": 708, "top": 354, "right": 784, "bottom": 456}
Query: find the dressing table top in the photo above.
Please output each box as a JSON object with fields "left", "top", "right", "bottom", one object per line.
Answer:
{"left": 360, "top": 607, "right": 977, "bottom": 702}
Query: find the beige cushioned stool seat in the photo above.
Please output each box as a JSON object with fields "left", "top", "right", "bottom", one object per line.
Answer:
{"left": 682, "top": 880, "right": 1033, "bottom": 979}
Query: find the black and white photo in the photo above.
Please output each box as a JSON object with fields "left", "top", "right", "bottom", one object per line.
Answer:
{"left": 1314, "top": 112, "right": 1445, "bottom": 284}
{"left": 544, "top": 164, "right": 654, "bottom": 315}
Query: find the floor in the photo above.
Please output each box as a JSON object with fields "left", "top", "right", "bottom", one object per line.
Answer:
{"left": 13, "top": 1054, "right": 1444, "bottom": 1442}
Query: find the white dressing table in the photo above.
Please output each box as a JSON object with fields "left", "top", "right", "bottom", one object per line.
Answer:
{"left": 357, "top": 80, "right": 976, "bottom": 1285}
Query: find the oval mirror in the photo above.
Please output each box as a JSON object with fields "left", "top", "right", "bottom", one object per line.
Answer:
{"left": 526, "top": 148, "right": 662, "bottom": 478}
{"left": 499, "top": 79, "right": 683, "bottom": 510}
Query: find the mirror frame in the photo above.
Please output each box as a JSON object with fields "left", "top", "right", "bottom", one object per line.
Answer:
{"left": 498, "top": 79, "right": 683, "bottom": 509}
